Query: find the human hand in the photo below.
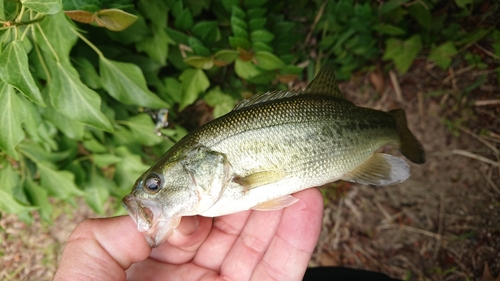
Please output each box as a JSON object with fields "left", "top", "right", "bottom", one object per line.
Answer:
{"left": 53, "top": 188, "right": 324, "bottom": 281}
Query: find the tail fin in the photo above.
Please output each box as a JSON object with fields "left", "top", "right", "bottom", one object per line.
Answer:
{"left": 389, "top": 109, "right": 426, "bottom": 164}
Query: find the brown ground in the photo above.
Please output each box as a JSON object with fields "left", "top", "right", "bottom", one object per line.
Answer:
{"left": 1, "top": 59, "right": 499, "bottom": 280}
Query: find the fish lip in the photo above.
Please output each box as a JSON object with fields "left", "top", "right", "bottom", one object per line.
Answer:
{"left": 122, "top": 195, "right": 179, "bottom": 247}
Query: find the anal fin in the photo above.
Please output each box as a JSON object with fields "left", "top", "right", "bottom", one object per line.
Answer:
{"left": 234, "top": 171, "right": 287, "bottom": 192}
{"left": 251, "top": 195, "right": 299, "bottom": 211}
{"left": 341, "top": 153, "right": 409, "bottom": 186}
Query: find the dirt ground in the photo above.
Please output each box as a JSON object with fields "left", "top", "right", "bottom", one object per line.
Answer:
{"left": 1, "top": 59, "right": 499, "bottom": 280}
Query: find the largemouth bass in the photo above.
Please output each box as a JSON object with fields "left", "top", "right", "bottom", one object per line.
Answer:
{"left": 123, "top": 64, "right": 425, "bottom": 247}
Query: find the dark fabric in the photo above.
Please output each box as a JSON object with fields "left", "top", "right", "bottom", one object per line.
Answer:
{"left": 303, "top": 266, "right": 402, "bottom": 281}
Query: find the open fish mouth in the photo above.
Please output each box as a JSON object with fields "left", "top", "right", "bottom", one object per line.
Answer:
{"left": 122, "top": 195, "right": 180, "bottom": 247}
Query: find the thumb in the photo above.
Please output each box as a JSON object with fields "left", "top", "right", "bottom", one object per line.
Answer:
{"left": 53, "top": 216, "right": 151, "bottom": 281}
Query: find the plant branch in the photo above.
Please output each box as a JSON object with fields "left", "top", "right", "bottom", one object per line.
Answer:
{"left": 70, "top": 28, "right": 104, "bottom": 58}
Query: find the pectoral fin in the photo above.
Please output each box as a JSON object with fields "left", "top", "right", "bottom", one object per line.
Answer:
{"left": 234, "top": 171, "right": 287, "bottom": 192}
{"left": 251, "top": 195, "right": 299, "bottom": 211}
{"left": 341, "top": 153, "right": 409, "bottom": 186}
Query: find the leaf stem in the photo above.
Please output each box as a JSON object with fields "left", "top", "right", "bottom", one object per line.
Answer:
{"left": 70, "top": 28, "right": 104, "bottom": 58}
{"left": 32, "top": 28, "right": 52, "bottom": 82}
{"left": 15, "top": 5, "right": 26, "bottom": 23}
{"left": 35, "top": 23, "right": 60, "bottom": 62}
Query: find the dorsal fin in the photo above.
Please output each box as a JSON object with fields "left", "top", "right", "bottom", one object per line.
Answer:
{"left": 233, "top": 89, "right": 303, "bottom": 111}
{"left": 304, "top": 63, "right": 343, "bottom": 98}
{"left": 233, "top": 63, "right": 342, "bottom": 111}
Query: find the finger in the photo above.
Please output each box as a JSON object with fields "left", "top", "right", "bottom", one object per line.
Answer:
{"left": 147, "top": 215, "right": 213, "bottom": 264}
{"left": 192, "top": 209, "right": 252, "bottom": 271}
{"left": 54, "top": 216, "right": 151, "bottom": 281}
{"left": 218, "top": 207, "right": 284, "bottom": 280}
{"left": 250, "top": 188, "right": 324, "bottom": 281}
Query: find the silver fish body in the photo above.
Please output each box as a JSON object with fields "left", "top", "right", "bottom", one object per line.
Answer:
{"left": 123, "top": 65, "right": 425, "bottom": 247}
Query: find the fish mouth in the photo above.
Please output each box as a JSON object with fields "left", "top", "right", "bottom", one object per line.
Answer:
{"left": 122, "top": 195, "right": 180, "bottom": 247}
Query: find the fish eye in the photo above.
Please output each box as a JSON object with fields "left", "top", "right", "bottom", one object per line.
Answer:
{"left": 144, "top": 173, "right": 162, "bottom": 193}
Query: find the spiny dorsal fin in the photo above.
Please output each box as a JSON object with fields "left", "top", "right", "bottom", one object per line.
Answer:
{"left": 233, "top": 63, "right": 342, "bottom": 111}
{"left": 233, "top": 89, "right": 302, "bottom": 111}
{"left": 304, "top": 63, "right": 343, "bottom": 98}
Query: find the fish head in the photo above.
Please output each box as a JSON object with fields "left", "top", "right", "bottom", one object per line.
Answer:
{"left": 122, "top": 160, "right": 198, "bottom": 247}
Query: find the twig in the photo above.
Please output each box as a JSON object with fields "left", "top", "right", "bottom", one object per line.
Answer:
{"left": 379, "top": 224, "right": 451, "bottom": 240}
{"left": 475, "top": 43, "right": 500, "bottom": 60}
{"left": 304, "top": 0, "right": 328, "bottom": 47}
{"left": 375, "top": 200, "right": 392, "bottom": 223}
{"left": 459, "top": 126, "right": 499, "bottom": 155}
{"left": 352, "top": 243, "right": 380, "bottom": 267}
{"left": 344, "top": 187, "right": 362, "bottom": 221}
{"left": 331, "top": 198, "right": 343, "bottom": 250}
{"left": 442, "top": 65, "right": 475, "bottom": 84}
{"left": 433, "top": 192, "right": 445, "bottom": 260}
{"left": 452, "top": 149, "right": 500, "bottom": 167}
{"left": 417, "top": 91, "right": 425, "bottom": 116}
{"left": 389, "top": 70, "right": 403, "bottom": 102}
{"left": 480, "top": 169, "right": 500, "bottom": 195}
{"left": 474, "top": 100, "right": 500, "bottom": 106}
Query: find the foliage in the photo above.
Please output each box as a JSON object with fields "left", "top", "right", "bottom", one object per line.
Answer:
{"left": 0, "top": 0, "right": 498, "bottom": 223}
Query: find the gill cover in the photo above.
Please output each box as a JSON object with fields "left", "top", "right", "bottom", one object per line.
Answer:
{"left": 180, "top": 145, "right": 232, "bottom": 212}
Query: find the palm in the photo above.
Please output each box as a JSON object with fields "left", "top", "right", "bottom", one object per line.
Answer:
{"left": 126, "top": 188, "right": 323, "bottom": 281}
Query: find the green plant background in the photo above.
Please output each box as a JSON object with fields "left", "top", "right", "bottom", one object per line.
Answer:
{"left": 0, "top": 0, "right": 498, "bottom": 223}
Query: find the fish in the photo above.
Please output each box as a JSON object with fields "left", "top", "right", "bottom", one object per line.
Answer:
{"left": 122, "top": 64, "right": 425, "bottom": 247}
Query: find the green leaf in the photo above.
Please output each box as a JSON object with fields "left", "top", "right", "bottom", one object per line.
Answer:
{"left": 204, "top": 87, "right": 235, "bottom": 118}
{"left": 249, "top": 18, "right": 267, "bottom": 31}
{"left": 38, "top": 162, "right": 84, "bottom": 199}
{"left": 0, "top": 162, "right": 35, "bottom": 215}
{"left": 234, "top": 58, "right": 262, "bottom": 79}
{"left": 179, "top": 69, "right": 210, "bottom": 110}
{"left": 84, "top": 172, "right": 112, "bottom": 215}
{"left": 24, "top": 179, "right": 52, "bottom": 222}
{"left": 0, "top": 81, "right": 26, "bottom": 159}
{"left": 0, "top": 40, "right": 45, "bottom": 106}
{"left": 99, "top": 57, "right": 169, "bottom": 109}
{"left": 92, "top": 154, "right": 122, "bottom": 168}
{"left": 379, "top": 0, "right": 410, "bottom": 15}
{"left": 95, "top": 9, "right": 138, "bottom": 31}
{"left": 175, "top": 9, "right": 194, "bottom": 30}
{"left": 229, "top": 36, "right": 251, "bottom": 49}
{"left": 36, "top": 11, "right": 77, "bottom": 60}
{"left": 162, "top": 77, "right": 183, "bottom": 103}
{"left": 136, "top": 28, "right": 170, "bottom": 64}
{"left": 184, "top": 56, "right": 214, "bottom": 70}
{"left": 73, "top": 57, "right": 102, "bottom": 89}
{"left": 254, "top": 51, "right": 285, "bottom": 70}
{"left": 18, "top": 141, "right": 72, "bottom": 163}
{"left": 250, "top": 29, "right": 275, "bottom": 42}
{"left": 408, "top": 2, "right": 431, "bottom": 30}
{"left": 383, "top": 35, "right": 422, "bottom": 73}
{"left": 113, "top": 146, "right": 150, "bottom": 192}
{"left": 373, "top": 24, "right": 406, "bottom": 35}
{"left": 428, "top": 42, "right": 458, "bottom": 70}
{"left": 192, "top": 21, "right": 218, "bottom": 44}
{"left": 252, "top": 41, "right": 273, "bottom": 52}
{"left": 49, "top": 61, "right": 113, "bottom": 131}
{"left": 41, "top": 106, "right": 85, "bottom": 140}
{"left": 121, "top": 114, "right": 163, "bottom": 146}
{"left": 21, "top": 0, "right": 62, "bottom": 14}
{"left": 455, "top": 0, "right": 473, "bottom": 8}
{"left": 213, "top": 50, "right": 240, "bottom": 66}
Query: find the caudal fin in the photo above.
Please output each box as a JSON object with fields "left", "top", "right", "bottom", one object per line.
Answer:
{"left": 389, "top": 109, "right": 426, "bottom": 164}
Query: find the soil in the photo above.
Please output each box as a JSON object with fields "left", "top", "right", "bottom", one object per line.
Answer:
{"left": 1, "top": 60, "right": 499, "bottom": 280}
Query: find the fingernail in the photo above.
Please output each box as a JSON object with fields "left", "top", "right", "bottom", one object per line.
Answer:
{"left": 177, "top": 216, "right": 199, "bottom": 236}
